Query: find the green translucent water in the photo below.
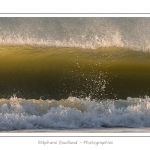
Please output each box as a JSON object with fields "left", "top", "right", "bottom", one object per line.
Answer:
{"left": 0, "top": 45, "right": 150, "bottom": 100}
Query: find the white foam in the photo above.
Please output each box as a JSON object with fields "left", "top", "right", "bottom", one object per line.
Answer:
{"left": 1, "top": 96, "right": 150, "bottom": 130}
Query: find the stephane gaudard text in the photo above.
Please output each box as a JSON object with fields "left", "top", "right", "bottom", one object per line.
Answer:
{"left": 38, "top": 140, "right": 78, "bottom": 145}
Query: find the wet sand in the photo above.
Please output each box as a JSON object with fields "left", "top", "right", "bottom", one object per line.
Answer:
{"left": 1, "top": 128, "right": 150, "bottom": 133}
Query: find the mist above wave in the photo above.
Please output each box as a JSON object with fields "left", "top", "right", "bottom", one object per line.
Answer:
{"left": 0, "top": 18, "right": 150, "bottom": 50}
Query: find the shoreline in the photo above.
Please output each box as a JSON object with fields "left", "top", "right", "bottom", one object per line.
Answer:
{"left": 1, "top": 127, "right": 150, "bottom": 133}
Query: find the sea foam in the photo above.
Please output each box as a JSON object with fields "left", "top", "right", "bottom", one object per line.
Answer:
{"left": 0, "top": 96, "right": 150, "bottom": 130}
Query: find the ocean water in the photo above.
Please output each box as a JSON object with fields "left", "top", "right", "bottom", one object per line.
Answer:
{"left": 1, "top": 18, "right": 150, "bottom": 131}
